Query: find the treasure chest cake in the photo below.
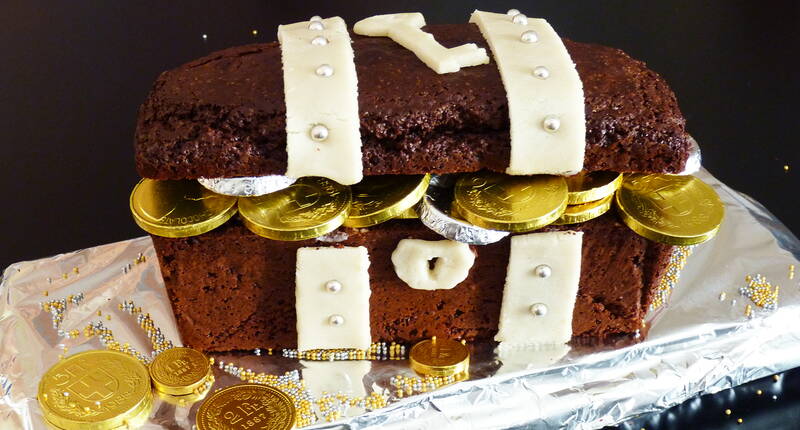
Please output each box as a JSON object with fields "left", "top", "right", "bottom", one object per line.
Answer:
{"left": 130, "top": 10, "right": 723, "bottom": 355}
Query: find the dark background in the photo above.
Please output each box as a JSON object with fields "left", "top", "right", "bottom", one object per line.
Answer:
{"left": 1, "top": 1, "right": 798, "bottom": 429}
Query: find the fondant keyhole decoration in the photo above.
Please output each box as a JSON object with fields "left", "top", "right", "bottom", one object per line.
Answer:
{"left": 391, "top": 239, "right": 475, "bottom": 290}
{"left": 353, "top": 13, "right": 490, "bottom": 74}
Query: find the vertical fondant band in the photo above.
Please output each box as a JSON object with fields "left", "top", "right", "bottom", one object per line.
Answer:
{"left": 470, "top": 10, "right": 585, "bottom": 175}
{"left": 495, "top": 231, "right": 583, "bottom": 346}
{"left": 296, "top": 246, "right": 372, "bottom": 350}
{"left": 278, "top": 17, "right": 363, "bottom": 185}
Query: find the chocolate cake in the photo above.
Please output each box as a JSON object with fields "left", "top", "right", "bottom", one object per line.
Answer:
{"left": 152, "top": 213, "right": 673, "bottom": 352}
{"left": 132, "top": 14, "right": 702, "bottom": 354}
{"left": 135, "top": 25, "right": 690, "bottom": 180}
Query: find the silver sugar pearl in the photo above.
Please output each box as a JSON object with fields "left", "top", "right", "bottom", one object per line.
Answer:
{"left": 520, "top": 30, "right": 539, "bottom": 43}
{"left": 310, "top": 15, "right": 323, "bottom": 22}
{"left": 325, "top": 280, "right": 342, "bottom": 293}
{"left": 512, "top": 13, "right": 528, "bottom": 25}
{"left": 542, "top": 115, "right": 561, "bottom": 132}
{"left": 534, "top": 264, "right": 552, "bottom": 279}
{"left": 533, "top": 66, "right": 550, "bottom": 79}
{"left": 311, "top": 36, "right": 329, "bottom": 46}
{"left": 506, "top": 9, "right": 521, "bottom": 16}
{"left": 315, "top": 64, "right": 334, "bottom": 77}
{"left": 530, "top": 303, "right": 548, "bottom": 316}
{"left": 328, "top": 314, "right": 345, "bottom": 326}
{"left": 310, "top": 124, "right": 329, "bottom": 141}
{"left": 308, "top": 21, "right": 325, "bottom": 31}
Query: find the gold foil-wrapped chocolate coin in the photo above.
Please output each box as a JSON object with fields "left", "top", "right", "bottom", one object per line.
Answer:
{"left": 196, "top": 384, "right": 296, "bottom": 430}
{"left": 395, "top": 205, "right": 420, "bottom": 219}
{"left": 238, "top": 177, "right": 351, "bottom": 241}
{"left": 130, "top": 179, "right": 238, "bottom": 238}
{"left": 149, "top": 347, "right": 213, "bottom": 397}
{"left": 409, "top": 337, "right": 470, "bottom": 377}
{"left": 157, "top": 389, "right": 211, "bottom": 407}
{"left": 343, "top": 174, "right": 430, "bottom": 227}
{"left": 616, "top": 174, "right": 724, "bottom": 245}
{"left": 38, "top": 350, "right": 153, "bottom": 430}
{"left": 453, "top": 172, "right": 568, "bottom": 232}
{"left": 553, "top": 193, "right": 615, "bottom": 225}
{"left": 565, "top": 171, "right": 623, "bottom": 204}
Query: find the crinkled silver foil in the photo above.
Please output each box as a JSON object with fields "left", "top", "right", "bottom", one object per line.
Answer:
{"left": 677, "top": 136, "right": 702, "bottom": 175}
{"left": 1, "top": 169, "right": 799, "bottom": 430}
{"left": 198, "top": 175, "right": 296, "bottom": 196}
{"left": 418, "top": 174, "right": 510, "bottom": 245}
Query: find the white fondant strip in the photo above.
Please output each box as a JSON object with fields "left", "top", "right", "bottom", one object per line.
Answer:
{"left": 296, "top": 246, "right": 371, "bottom": 350}
{"left": 278, "top": 17, "right": 363, "bottom": 185}
{"left": 495, "top": 231, "right": 583, "bottom": 346}
{"left": 470, "top": 11, "right": 585, "bottom": 175}
{"left": 354, "top": 13, "right": 489, "bottom": 74}
{"left": 391, "top": 239, "right": 475, "bottom": 290}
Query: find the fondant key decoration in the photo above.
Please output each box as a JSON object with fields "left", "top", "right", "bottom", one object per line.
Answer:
{"left": 354, "top": 13, "right": 490, "bottom": 74}
{"left": 295, "top": 246, "right": 372, "bottom": 351}
{"left": 391, "top": 239, "right": 475, "bottom": 290}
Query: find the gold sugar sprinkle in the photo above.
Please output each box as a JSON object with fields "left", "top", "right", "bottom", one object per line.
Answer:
{"left": 43, "top": 291, "right": 49, "bottom": 297}
{"left": 73, "top": 267, "right": 79, "bottom": 274}
{"left": 650, "top": 246, "right": 693, "bottom": 310}
{"left": 252, "top": 29, "right": 258, "bottom": 35}
{"left": 725, "top": 409, "right": 732, "bottom": 415}
{"left": 784, "top": 164, "right": 790, "bottom": 172}
{"left": 756, "top": 389, "right": 763, "bottom": 395}
{"left": 744, "top": 304, "right": 753, "bottom": 319}
{"left": 774, "top": 374, "right": 781, "bottom": 382}
{"left": 740, "top": 274, "right": 779, "bottom": 311}
{"left": 737, "top": 418, "right": 743, "bottom": 424}
{"left": 62, "top": 273, "right": 68, "bottom": 279}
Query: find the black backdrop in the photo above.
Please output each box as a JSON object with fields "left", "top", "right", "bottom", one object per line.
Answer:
{"left": 1, "top": 1, "right": 798, "bottom": 429}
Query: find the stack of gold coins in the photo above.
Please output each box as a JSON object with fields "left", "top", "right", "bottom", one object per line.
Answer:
{"left": 554, "top": 171, "right": 622, "bottom": 225}
{"left": 38, "top": 350, "right": 153, "bottom": 430}
{"left": 238, "top": 177, "right": 352, "bottom": 241}
{"left": 130, "top": 179, "right": 238, "bottom": 237}
{"left": 615, "top": 173, "right": 724, "bottom": 245}
{"left": 453, "top": 172, "right": 568, "bottom": 232}
{"left": 149, "top": 347, "right": 214, "bottom": 406}
{"left": 344, "top": 174, "right": 430, "bottom": 227}
{"left": 196, "top": 384, "right": 296, "bottom": 430}
{"left": 409, "top": 337, "right": 470, "bottom": 378}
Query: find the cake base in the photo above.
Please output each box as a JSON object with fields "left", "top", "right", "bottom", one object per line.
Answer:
{"left": 152, "top": 213, "right": 673, "bottom": 352}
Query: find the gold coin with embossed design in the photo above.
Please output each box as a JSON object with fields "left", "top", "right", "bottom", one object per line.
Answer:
{"left": 553, "top": 193, "right": 615, "bottom": 225}
{"left": 565, "top": 171, "right": 623, "bottom": 204}
{"left": 453, "top": 172, "right": 568, "bottom": 232}
{"left": 238, "top": 177, "right": 351, "bottom": 241}
{"left": 343, "top": 174, "right": 430, "bottom": 227}
{"left": 616, "top": 174, "right": 724, "bottom": 245}
{"left": 38, "top": 350, "right": 153, "bottom": 430}
{"left": 130, "top": 179, "right": 238, "bottom": 238}
{"left": 149, "top": 347, "right": 213, "bottom": 396}
{"left": 196, "top": 384, "right": 295, "bottom": 430}
{"left": 409, "top": 338, "right": 470, "bottom": 377}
